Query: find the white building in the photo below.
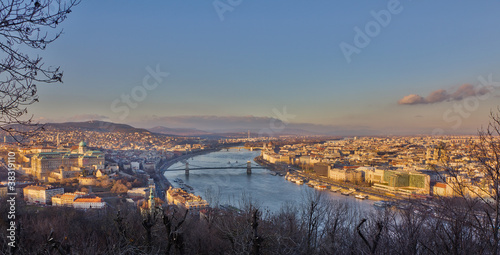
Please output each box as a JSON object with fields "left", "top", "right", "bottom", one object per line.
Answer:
{"left": 72, "top": 197, "right": 106, "bottom": 209}
{"left": 131, "top": 162, "right": 140, "bottom": 172}
{"left": 23, "top": 185, "right": 64, "bottom": 204}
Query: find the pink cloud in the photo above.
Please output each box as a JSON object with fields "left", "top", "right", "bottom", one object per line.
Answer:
{"left": 398, "top": 84, "right": 492, "bottom": 105}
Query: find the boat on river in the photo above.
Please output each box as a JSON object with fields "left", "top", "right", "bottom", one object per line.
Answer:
{"left": 330, "top": 187, "right": 341, "bottom": 193}
{"left": 355, "top": 194, "right": 368, "bottom": 200}
{"left": 315, "top": 185, "right": 327, "bottom": 190}
{"left": 341, "top": 190, "right": 353, "bottom": 196}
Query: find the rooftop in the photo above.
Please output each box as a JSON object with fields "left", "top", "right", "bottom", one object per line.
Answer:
{"left": 74, "top": 197, "right": 103, "bottom": 203}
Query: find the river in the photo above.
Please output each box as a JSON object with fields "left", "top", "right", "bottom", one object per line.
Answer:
{"left": 164, "top": 148, "right": 375, "bottom": 214}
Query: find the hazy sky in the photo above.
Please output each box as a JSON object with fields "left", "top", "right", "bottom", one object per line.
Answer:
{"left": 30, "top": 0, "right": 500, "bottom": 135}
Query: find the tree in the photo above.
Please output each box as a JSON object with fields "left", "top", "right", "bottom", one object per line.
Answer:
{"left": 466, "top": 110, "right": 500, "bottom": 254}
{"left": 111, "top": 181, "right": 129, "bottom": 194}
{"left": 0, "top": 0, "right": 79, "bottom": 140}
{"left": 163, "top": 206, "right": 189, "bottom": 255}
{"left": 299, "top": 189, "right": 330, "bottom": 254}
{"left": 437, "top": 109, "right": 500, "bottom": 254}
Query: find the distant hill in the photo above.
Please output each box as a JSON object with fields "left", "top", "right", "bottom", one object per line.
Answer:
{"left": 6, "top": 121, "right": 153, "bottom": 134}
{"left": 3, "top": 120, "right": 327, "bottom": 138}
{"left": 200, "top": 128, "right": 324, "bottom": 137}
{"left": 149, "top": 126, "right": 321, "bottom": 138}
{"left": 148, "top": 126, "right": 212, "bottom": 136}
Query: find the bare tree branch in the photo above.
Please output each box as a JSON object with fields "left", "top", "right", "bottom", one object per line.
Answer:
{"left": 0, "top": 0, "right": 79, "bottom": 143}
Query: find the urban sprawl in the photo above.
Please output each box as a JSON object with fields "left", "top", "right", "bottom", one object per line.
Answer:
{"left": 0, "top": 130, "right": 491, "bottom": 213}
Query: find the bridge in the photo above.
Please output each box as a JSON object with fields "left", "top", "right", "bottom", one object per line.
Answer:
{"left": 225, "top": 146, "right": 262, "bottom": 151}
{"left": 164, "top": 161, "right": 266, "bottom": 176}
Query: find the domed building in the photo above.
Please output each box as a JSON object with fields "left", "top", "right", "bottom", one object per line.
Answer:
{"left": 78, "top": 141, "right": 87, "bottom": 154}
{"left": 30, "top": 141, "right": 104, "bottom": 182}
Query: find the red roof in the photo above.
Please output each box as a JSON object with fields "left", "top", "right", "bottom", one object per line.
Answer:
{"left": 434, "top": 183, "right": 447, "bottom": 189}
{"left": 74, "top": 197, "right": 103, "bottom": 203}
{"left": 343, "top": 166, "right": 360, "bottom": 169}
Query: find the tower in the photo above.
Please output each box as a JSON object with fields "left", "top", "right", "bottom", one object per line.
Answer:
{"left": 78, "top": 141, "right": 87, "bottom": 154}
{"left": 148, "top": 188, "right": 155, "bottom": 214}
{"left": 247, "top": 161, "right": 252, "bottom": 174}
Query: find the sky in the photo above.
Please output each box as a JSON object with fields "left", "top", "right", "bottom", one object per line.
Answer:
{"left": 28, "top": 0, "right": 500, "bottom": 135}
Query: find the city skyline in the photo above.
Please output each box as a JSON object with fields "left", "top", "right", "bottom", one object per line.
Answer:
{"left": 30, "top": 0, "right": 500, "bottom": 135}
{"left": 4, "top": 1, "right": 500, "bottom": 252}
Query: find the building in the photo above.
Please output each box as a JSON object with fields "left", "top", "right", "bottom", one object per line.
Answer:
{"left": 143, "top": 161, "right": 156, "bottom": 171}
{"left": 23, "top": 185, "right": 64, "bottom": 204}
{"left": 432, "top": 182, "right": 453, "bottom": 197}
{"left": 185, "top": 200, "right": 210, "bottom": 215}
{"left": 426, "top": 145, "right": 447, "bottom": 162}
{"left": 328, "top": 168, "right": 363, "bottom": 183}
{"left": 51, "top": 192, "right": 87, "bottom": 206}
{"left": 371, "top": 170, "right": 431, "bottom": 195}
{"left": 73, "top": 197, "right": 106, "bottom": 209}
{"left": 365, "top": 168, "right": 386, "bottom": 184}
{"left": 95, "top": 169, "right": 105, "bottom": 178}
{"left": 48, "top": 166, "right": 82, "bottom": 182}
{"left": 262, "top": 151, "right": 280, "bottom": 164}
{"left": 127, "top": 187, "right": 149, "bottom": 198}
{"left": 166, "top": 187, "right": 209, "bottom": 214}
{"left": 140, "top": 188, "right": 157, "bottom": 216}
{"left": 130, "top": 162, "right": 140, "bottom": 172}
{"left": 30, "top": 141, "right": 104, "bottom": 181}
{"left": 314, "top": 163, "right": 330, "bottom": 177}
{"left": 78, "top": 176, "right": 97, "bottom": 186}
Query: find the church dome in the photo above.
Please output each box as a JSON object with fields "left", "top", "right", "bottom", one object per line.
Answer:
{"left": 79, "top": 141, "right": 87, "bottom": 147}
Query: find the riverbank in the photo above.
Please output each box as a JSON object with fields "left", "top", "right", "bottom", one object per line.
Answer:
{"left": 299, "top": 172, "right": 392, "bottom": 202}
{"left": 254, "top": 156, "right": 288, "bottom": 175}
{"left": 254, "top": 156, "right": 404, "bottom": 202}
{"left": 155, "top": 148, "right": 221, "bottom": 197}
{"left": 162, "top": 148, "right": 378, "bottom": 212}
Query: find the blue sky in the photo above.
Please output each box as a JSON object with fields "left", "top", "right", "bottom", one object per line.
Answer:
{"left": 31, "top": 0, "right": 500, "bottom": 135}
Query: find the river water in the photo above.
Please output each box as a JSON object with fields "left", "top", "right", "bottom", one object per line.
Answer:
{"left": 164, "top": 149, "right": 375, "bottom": 214}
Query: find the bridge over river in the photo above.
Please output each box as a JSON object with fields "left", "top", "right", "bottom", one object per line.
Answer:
{"left": 164, "top": 161, "right": 266, "bottom": 175}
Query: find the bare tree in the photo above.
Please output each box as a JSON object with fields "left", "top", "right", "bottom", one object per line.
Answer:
{"left": 299, "top": 189, "right": 329, "bottom": 254}
{"left": 436, "top": 109, "right": 500, "bottom": 254}
{"left": 320, "top": 200, "right": 360, "bottom": 254}
{"left": 466, "top": 110, "right": 500, "bottom": 254}
{"left": 163, "top": 205, "right": 189, "bottom": 255}
{"left": 0, "top": 0, "right": 79, "bottom": 140}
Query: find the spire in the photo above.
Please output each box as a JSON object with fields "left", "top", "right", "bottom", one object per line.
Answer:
{"left": 148, "top": 187, "right": 155, "bottom": 213}
{"left": 149, "top": 187, "right": 155, "bottom": 200}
